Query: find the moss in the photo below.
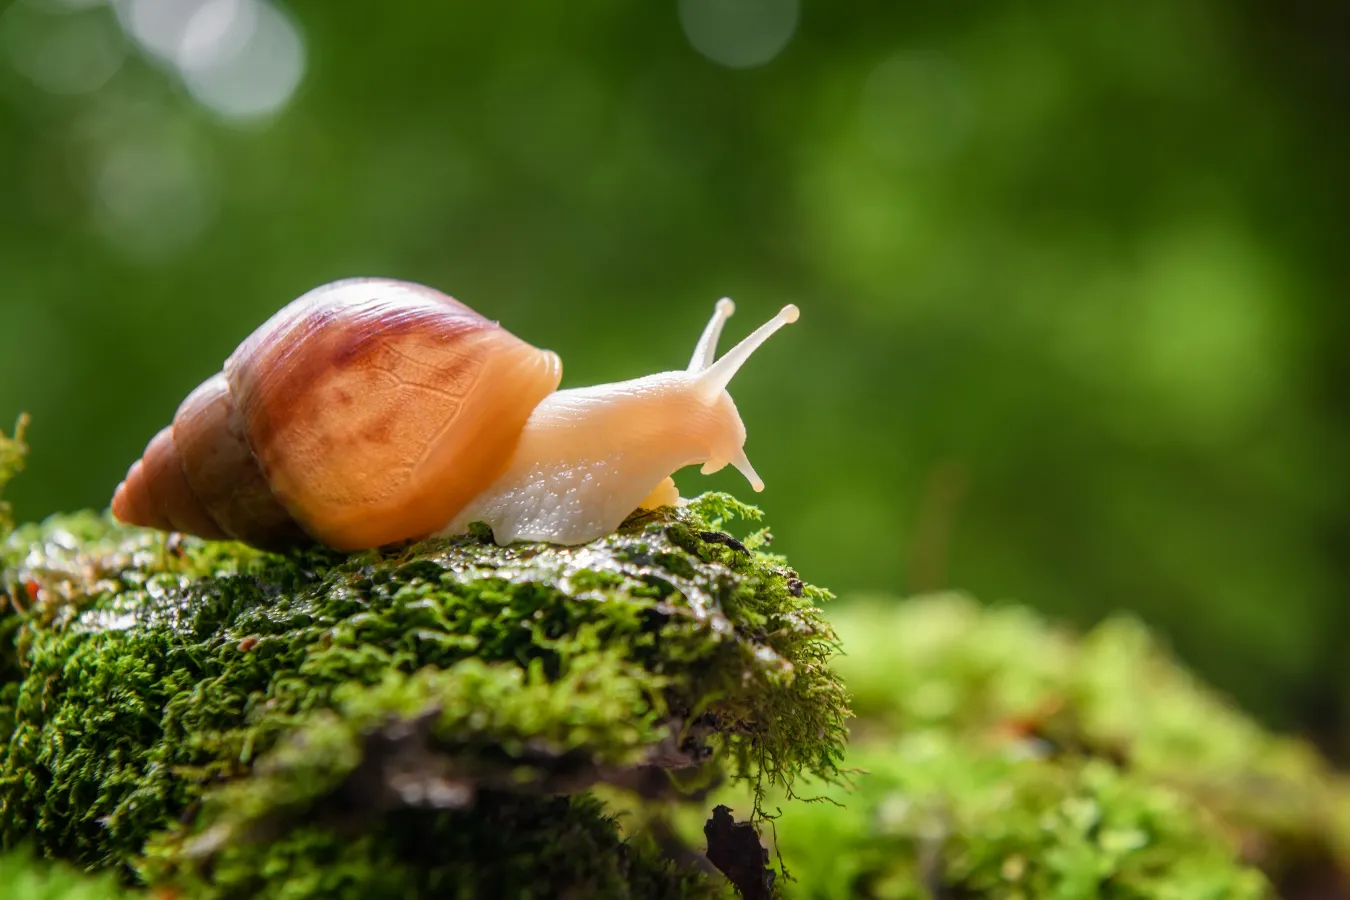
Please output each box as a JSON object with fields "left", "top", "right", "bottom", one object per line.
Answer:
{"left": 152, "top": 793, "right": 722, "bottom": 900}
{"left": 0, "top": 492, "right": 846, "bottom": 897}
{"left": 0, "top": 414, "right": 28, "bottom": 544}
{"left": 0, "top": 846, "right": 136, "bottom": 899}
{"left": 827, "top": 595, "right": 1350, "bottom": 887}
{"left": 650, "top": 594, "right": 1350, "bottom": 898}
{"left": 11, "top": 436, "right": 1339, "bottom": 899}
{"left": 607, "top": 593, "right": 1350, "bottom": 898}
{"left": 760, "top": 739, "right": 1270, "bottom": 899}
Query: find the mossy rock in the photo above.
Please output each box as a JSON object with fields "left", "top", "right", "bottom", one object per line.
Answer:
{"left": 0, "top": 478, "right": 848, "bottom": 898}
{"left": 829, "top": 596, "right": 1350, "bottom": 889}
{"left": 10, "top": 414, "right": 1350, "bottom": 900}
{"left": 747, "top": 739, "right": 1273, "bottom": 899}
{"left": 664, "top": 596, "right": 1350, "bottom": 899}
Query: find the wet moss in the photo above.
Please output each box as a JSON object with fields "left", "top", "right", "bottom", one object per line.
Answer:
{"left": 0, "top": 491, "right": 848, "bottom": 898}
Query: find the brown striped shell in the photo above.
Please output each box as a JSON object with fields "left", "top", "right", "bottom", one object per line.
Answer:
{"left": 111, "top": 278, "right": 562, "bottom": 551}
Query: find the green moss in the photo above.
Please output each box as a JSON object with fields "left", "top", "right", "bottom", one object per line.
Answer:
{"left": 759, "top": 739, "right": 1270, "bottom": 899}
{"left": 827, "top": 594, "right": 1350, "bottom": 885}
{"left": 659, "top": 592, "right": 1350, "bottom": 899}
{"left": 152, "top": 793, "right": 725, "bottom": 900}
{"left": 0, "top": 846, "right": 136, "bottom": 899}
{"left": 0, "top": 493, "right": 846, "bottom": 897}
{"left": 617, "top": 592, "right": 1350, "bottom": 898}
{"left": 0, "top": 414, "right": 28, "bottom": 544}
{"left": 12, "top": 460, "right": 1333, "bottom": 899}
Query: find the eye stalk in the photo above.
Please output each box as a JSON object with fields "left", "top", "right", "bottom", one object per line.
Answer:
{"left": 693, "top": 300, "right": 799, "bottom": 401}
{"left": 684, "top": 298, "right": 799, "bottom": 492}
{"left": 688, "top": 298, "right": 737, "bottom": 372}
{"left": 437, "top": 294, "right": 800, "bottom": 543}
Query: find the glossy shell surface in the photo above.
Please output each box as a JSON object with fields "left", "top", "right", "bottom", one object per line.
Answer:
{"left": 113, "top": 278, "right": 562, "bottom": 550}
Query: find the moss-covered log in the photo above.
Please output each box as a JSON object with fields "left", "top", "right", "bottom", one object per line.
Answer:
{"left": 0, "top": 442, "right": 848, "bottom": 898}
{"left": 8, "top": 418, "right": 1350, "bottom": 900}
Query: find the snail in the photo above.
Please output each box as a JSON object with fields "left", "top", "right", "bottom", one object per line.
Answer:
{"left": 111, "top": 277, "right": 798, "bottom": 551}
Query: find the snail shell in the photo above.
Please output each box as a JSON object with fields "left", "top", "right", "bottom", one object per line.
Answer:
{"left": 112, "top": 278, "right": 561, "bottom": 551}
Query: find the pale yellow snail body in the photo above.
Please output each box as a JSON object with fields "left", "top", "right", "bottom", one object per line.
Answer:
{"left": 111, "top": 277, "right": 797, "bottom": 551}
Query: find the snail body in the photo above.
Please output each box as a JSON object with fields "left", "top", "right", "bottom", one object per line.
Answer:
{"left": 112, "top": 278, "right": 797, "bottom": 551}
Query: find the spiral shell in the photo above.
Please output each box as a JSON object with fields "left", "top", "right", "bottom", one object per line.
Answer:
{"left": 112, "top": 278, "right": 562, "bottom": 550}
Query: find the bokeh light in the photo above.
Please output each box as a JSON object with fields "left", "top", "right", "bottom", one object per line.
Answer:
{"left": 178, "top": 0, "right": 305, "bottom": 120}
{"left": 678, "top": 0, "right": 799, "bottom": 68}
{"left": 0, "top": 0, "right": 126, "bottom": 95}
{"left": 116, "top": 0, "right": 305, "bottom": 120}
{"left": 91, "top": 128, "right": 217, "bottom": 260}
{"left": 859, "top": 51, "right": 975, "bottom": 168}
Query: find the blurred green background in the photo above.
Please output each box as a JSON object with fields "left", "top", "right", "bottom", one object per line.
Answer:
{"left": 2, "top": 0, "right": 1348, "bottom": 750}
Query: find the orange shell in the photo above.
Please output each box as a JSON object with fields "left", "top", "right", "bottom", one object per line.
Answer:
{"left": 113, "top": 277, "right": 562, "bottom": 551}
{"left": 224, "top": 278, "right": 562, "bottom": 550}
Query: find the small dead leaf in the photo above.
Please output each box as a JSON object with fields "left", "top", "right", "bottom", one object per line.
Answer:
{"left": 704, "top": 804, "right": 774, "bottom": 900}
